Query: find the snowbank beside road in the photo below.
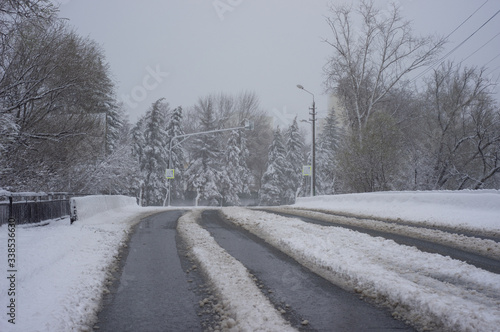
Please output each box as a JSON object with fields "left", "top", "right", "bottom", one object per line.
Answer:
{"left": 177, "top": 210, "right": 296, "bottom": 332}
{"left": 294, "top": 190, "right": 500, "bottom": 230}
{"left": 71, "top": 195, "right": 138, "bottom": 221}
{"left": 0, "top": 200, "right": 162, "bottom": 332}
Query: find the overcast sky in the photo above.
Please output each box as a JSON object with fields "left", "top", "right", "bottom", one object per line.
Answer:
{"left": 55, "top": 0, "right": 500, "bottom": 127}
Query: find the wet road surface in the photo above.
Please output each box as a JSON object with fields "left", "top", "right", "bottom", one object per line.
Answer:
{"left": 200, "top": 210, "right": 414, "bottom": 331}
{"left": 95, "top": 211, "right": 206, "bottom": 332}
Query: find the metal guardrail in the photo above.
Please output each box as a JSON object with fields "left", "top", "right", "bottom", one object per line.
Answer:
{"left": 0, "top": 193, "right": 71, "bottom": 226}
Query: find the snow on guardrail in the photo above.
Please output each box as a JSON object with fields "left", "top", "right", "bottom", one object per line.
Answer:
{"left": 70, "top": 195, "right": 138, "bottom": 222}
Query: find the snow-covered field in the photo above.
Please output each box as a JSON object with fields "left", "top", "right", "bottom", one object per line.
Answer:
{"left": 1, "top": 190, "right": 499, "bottom": 331}
{"left": 0, "top": 196, "right": 164, "bottom": 332}
{"left": 294, "top": 190, "right": 500, "bottom": 231}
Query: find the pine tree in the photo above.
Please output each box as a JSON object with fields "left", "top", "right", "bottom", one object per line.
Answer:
{"left": 186, "top": 97, "right": 222, "bottom": 206}
{"left": 316, "top": 108, "right": 340, "bottom": 194}
{"left": 283, "top": 117, "right": 304, "bottom": 204}
{"left": 237, "top": 129, "right": 252, "bottom": 196}
{"left": 259, "top": 128, "right": 287, "bottom": 206}
{"left": 166, "top": 106, "right": 186, "bottom": 200}
{"left": 141, "top": 99, "right": 169, "bottom": 206}
{"left": 131, "top": 117, "right": 145, "bottom": 164}
{"left": 219, "top": 130, "right": 242, "bottom": 205}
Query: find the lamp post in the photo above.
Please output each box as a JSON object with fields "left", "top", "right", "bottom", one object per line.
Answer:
{"left": 297, "top": 84, "right": 316, "bottom": 196}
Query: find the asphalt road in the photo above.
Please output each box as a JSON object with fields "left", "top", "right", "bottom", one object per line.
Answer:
{"left": 200, "top": 210, "right": 415, "bottom": 331}
{"left": 95, "top": 210, "right": 210, "bottom": 332}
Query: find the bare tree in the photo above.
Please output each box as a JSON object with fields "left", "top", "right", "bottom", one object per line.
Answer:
{"left": 0, "top": 0, "right": 56, "bottom": 159}
{"left": 0, "top": 17, "right": 119, "bottom": 192}
{"left": 323, "top": 0, "right": 445, "bottom": 140}
{"left": 422, "top": 63, "right": 500, "bottom": 190}
{"left": 233, "top": 91, "right": 273, "bottom": 192}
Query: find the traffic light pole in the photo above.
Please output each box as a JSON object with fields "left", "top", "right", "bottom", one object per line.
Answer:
{"left": 166, "top": 120, "right": 253, "bottom": 206}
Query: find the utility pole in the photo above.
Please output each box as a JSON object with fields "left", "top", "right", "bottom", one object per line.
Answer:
{"left": 297, "top": 84, "right": 316, "bottom": 196}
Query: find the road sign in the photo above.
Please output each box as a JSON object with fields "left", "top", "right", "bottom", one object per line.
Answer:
{"left": 165, "top": 169, "right": 175, "bottom": 179}
{"left": 303, "top": 165, "right": 312, "bottom": 176}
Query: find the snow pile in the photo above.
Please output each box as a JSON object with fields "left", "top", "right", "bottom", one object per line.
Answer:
{"left": 71, "top": 195, "right": 138, "bottom": 221}
{"left": 265, "top": 207, "right": 500, "bottom": 259}
{"left": 177, "top": 210, "right": 296, "bottom": 332}
{"left": 0, "top": 203, "right": 160, "bottom": 332}
{"left": 222, "top": 207, "right": 500, "bottom": 332}
{"left": 295, "top": 190, "right": 500, "bottom": 230}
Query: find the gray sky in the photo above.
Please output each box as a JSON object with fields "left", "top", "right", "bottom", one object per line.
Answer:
{"left": 55, "top": 0, "right": 500, "bottom": 127}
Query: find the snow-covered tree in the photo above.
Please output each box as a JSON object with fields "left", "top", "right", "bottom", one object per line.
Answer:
{"left": 105, "top": 103, "right": 124, "bottom": 155}
{"left": 131, "top": 117, "right": 145, "bottom": 163}
{"left": 233, "top": 92, "right": 273, "bottom": 193}
{"left": 219, "top": 130, "right": 242, "bottom": 205}
{"left": 66, "top": 113, "right": 139, "bottom": 196}
{"left": 237, "top": 129, "right": 252, "bottom": 196}
{"left": 185, "top": 96, "right": 222, "bottom": 206}
{"left": 166, "top": 106, "right": 186, "bottom": 200}
{"left": 140, "top": 99, "right": 170, "bottom": 206}
{"left": 259, "top": 128, "right": 288, "bottom": 206}
{"left": 316, "top": 108, "right": 341, "bottom": 194}
{"left": 283, "top": 117, "right": 304, "bottom": 204}
{"left": 0, "top": 113, "right": 18, "bottom": 158}
{"left": 323, "top": 0, "right": 445, "bottom": 193}
{"left": 0, "top": 18, "right": 119, "bottom": 192}
{"left": 421, "top": 63, "right": 500, "bottom": 190}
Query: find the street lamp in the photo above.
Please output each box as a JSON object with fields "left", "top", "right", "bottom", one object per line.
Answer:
{"left": 297, "top": 84, "right": 316, "bottom": 196}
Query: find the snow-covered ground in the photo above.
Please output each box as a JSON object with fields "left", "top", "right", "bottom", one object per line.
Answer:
{"left": 1, "top": 190, "right": 499, "bottom": 331}
{"left": 0, "top": 196, "right": 165, "bottom": 332}
{"left": 294, "top": 190, "right": 500, "bottom": 231}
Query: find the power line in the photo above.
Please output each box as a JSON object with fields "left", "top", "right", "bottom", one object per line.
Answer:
{"left": 461, "top": 32, "right": 500, "bottom": 63}
{"left": 443, "top": 0, "right": 489, "bottom": 40}
{"left": 410, "top": 4, "right": 500, "bottom": 83}
{"left": 484, "top": 53, "right": 500, "bottom": 68}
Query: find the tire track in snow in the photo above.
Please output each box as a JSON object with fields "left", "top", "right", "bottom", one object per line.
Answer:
{"left": 221, "top": 207, "right": 500, "bottom": 332}
{"left": 177, "top": 210, "right": 296, "bottom": 332}
{"left": 260, "top": 207, "right": 500, "bottom": 274}
{"left": 289, "top": 207, "right": 500, "bottom": 242}
{"left": 199, "top": 210, "right": 413, "bottom": 331}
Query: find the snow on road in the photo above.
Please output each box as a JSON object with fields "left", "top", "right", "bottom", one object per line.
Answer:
{"left": 221, "top": 207, "right": 500, "bottom": 332}
{"left": 177, "top": 210, "right": 296, "bottom": 332}
{"left": 264, "top": 207, "right": 500, "bottom": 260}
{"left": 1, "top": 190, "right": 499, "bottom": 331}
